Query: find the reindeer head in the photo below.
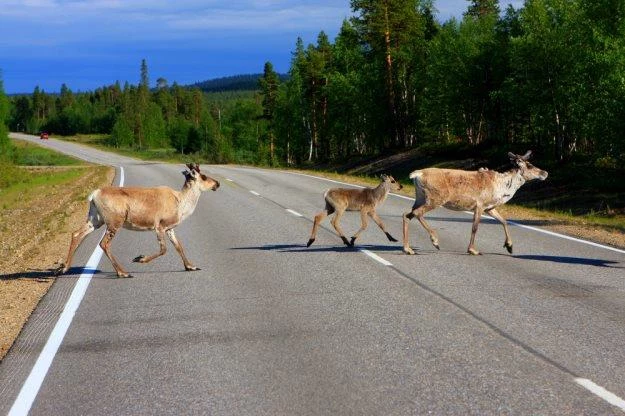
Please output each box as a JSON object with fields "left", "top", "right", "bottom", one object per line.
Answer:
{"left": 183, "top": 163, "right": 220, "bottom": 191}
{"left": 508, "top": 151, "right": 548, "bottom": 181}
{"left": 381, "top": 174, "right": 403, "bottom": 191}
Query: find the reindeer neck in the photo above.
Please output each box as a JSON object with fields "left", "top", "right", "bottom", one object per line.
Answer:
{"left": 372, "top": 181, "right": 391, "bottom": 203}
{"left": 497, "top": 168, "right": 526, "bottom": 195}
{"left": 178, "top": 181, "right": 202, "bottom": 221}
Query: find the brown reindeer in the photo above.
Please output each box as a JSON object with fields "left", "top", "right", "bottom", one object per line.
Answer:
{"left": 307, "top": 174, "right": 403, "bottom": 247}
{"left": 403, "top": 151, "right": 548, "bottom": 255}
{"left": 55, "top": 164, "right": 220, "bottom": 277}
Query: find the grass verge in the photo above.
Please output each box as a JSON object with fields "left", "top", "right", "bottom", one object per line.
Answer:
{"left": 0, "top": 138, "right": 115, "bottom": 361}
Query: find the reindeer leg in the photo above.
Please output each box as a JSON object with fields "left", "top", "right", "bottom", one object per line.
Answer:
{"left": 307, "top": 206, "right": 333, "bottom": 247}
{"left": 486, "top": 207, "right": 513, "bottom": 254}
{"left": 167, "top": 229, "right": 199, "bottom": 271}
{"left": 55, "top": 220, "right": 96, "bottom": 276}
{"left": 417, "top": 210, "right": 440, "bottom": 250}
{"left": 99, "top": 227, "right": 132, "bottom": 278}
{"left": 330, "top": 208, "right": 351, "bottom": 247}
{"left": 467, "top": 207, "right": 484, "bottom": 255}
{"left": 370, "top": 211, "right": 396, "bottom": 242}
{"left": 350, "top": 210, "right": 369, "bottom": 246}
{"left": 402, "top": 209, "right": 416, "bottom": 255}
{"left": 55, "top": 201, "right": 104, "bottom": 276}
{"left": 133, "top": 229, "right": 167, "bottom": 263}
{"left": 403, "top": 203, "right": 439, "bottom": 255}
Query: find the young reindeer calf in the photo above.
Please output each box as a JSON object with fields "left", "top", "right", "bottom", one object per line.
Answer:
{"left": 55, "top": 163, "right": 220, "bottom": 278}
{"left": 307, "top": 174, "right": 402, "bottom": 247}
{"left": 403, "top": 151, "right": 548, "bottom": 255}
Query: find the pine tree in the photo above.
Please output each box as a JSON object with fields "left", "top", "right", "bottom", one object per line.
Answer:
{"left": 465, "top": 0, "right": 500, "bottom": 18}
{"left": 259, "top": 61, "right": 280, "bottom": 164}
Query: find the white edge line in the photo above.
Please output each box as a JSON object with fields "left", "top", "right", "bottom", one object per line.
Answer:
{"left": 8, "top": 248, "right": 104, "bottom": 416}
{"left": 506, "top": 219, "right": 625, "bottom": 254}
{"left": 250, "top": 190, "right": 260, "bottom": 196}
{"left": 575, "top": 378, "right": 625, "bottom": 412}
{"left": 286, "top": 209, "right": 303, "bottom": 217}
{"left": 8, "top": 166, "right": 124, "bottom": 416}
{"left": 285, "top": 170, "right": 625, "bottom": 255}
{"left": 360, "top": 249, "right": 393, "bottom": 266}
{"left": 226, "top": 178, "right": 234, "bottom": 182}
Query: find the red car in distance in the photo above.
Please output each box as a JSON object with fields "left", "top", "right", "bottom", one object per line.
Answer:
{"left": 40, "top": 132, "right": 49, "bottom": 140}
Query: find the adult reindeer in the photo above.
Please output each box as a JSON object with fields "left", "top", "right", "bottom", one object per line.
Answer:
{"left": 307, "top": 174, "right": 402, "bottom": 247}
{"left": 55, "top": 164, "right": 220, "bottom": 278}
{"left": 402, "top": 151, "right": 548, "bottom": 255}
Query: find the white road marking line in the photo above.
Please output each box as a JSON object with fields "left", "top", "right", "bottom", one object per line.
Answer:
{"left": 284, "top": 170, "right": 625, "bottom": 254}
{"left": 9, "top": 166, "right": 125, "bottom": 416}
{"left": 505, "top": 220, "right": 625, "bottom": 254}
{"left": 360, "top": 249, "right": 393, "bottom": 266}
{"left": 250, "top": 190, "right": 260, "bottom": 196}
{"left": 575, "top": 378, "right": 625, "bottom": 412}
{"left": 226, "top": 178, "right": 234, "bottom": 182}
{"left": 286, "top": 209, "right": 303, "bottom": 217}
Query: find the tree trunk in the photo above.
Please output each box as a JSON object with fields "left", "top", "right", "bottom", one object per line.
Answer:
{"left": 383, "top": 3, "right": 398, "bottom": 147}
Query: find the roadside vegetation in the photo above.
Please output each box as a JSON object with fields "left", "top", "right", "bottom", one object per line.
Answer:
{"left": 0, "top": 136, "right": 113, "bottom": 361}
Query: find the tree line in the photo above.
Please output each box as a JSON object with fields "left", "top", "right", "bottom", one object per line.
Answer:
{"left": 273, "top": 0, "right": 625, "bottom": 166}
{"left": 3, "top": 0, "right": 625, "bottom": 168}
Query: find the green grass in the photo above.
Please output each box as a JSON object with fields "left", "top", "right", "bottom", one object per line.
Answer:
{"left": 10, "top": 139, "right": 82, "bottom": 166}
{"left": 59, "top": 134, "right": 188, "bottom": 164}
{"left": 0, "top": 168, "right": 84, "bottom": 209}
{"left": 0, "top": 139, "right": 83, "bottom": 191}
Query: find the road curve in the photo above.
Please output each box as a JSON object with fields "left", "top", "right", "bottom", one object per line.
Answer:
{"left": 1, "top": 134, "right": 624, "bottom": 415}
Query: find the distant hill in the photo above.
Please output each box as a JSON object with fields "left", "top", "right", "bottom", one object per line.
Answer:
{"left": 189, "top": 73, "right": 288, "bottom": 93}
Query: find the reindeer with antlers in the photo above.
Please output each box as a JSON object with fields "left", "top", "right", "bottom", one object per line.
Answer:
{"left": 403, "top": 151, "right": 548, "bottom": 255}
{"left": 55, "top": 163, "right": 220, "bottom": 278}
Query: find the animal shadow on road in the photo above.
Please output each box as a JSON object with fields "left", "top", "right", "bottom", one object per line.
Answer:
{"left": 231, "top": 244, "right": 401, "bottom": 254}
{"left": 0, "top": 267, "right": 109, "bottom": 281}
{"left": 513, "top": 254, "right": 623, "bottom": 268}
{"left": 0, "top": 269, "right": 55, "bottom": 281}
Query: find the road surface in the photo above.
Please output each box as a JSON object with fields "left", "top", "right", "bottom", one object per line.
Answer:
{"left": 2, "top": 133, "right": 624, "bottom": 415}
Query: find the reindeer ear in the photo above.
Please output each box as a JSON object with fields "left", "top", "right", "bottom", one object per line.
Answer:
{"left": 508, "top": 152, "right": 517, "bottom": 160}
{"left": 521, "top": 150, "right": 532, "bottom": 160}
{"left": 186, "top": 163, "right": 194, "bottom": 171}
{"left": 192, "top": 163, "right": 201, "bottom": 173}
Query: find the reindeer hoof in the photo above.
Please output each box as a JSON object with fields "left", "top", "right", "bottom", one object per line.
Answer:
{"left": 504, "top": 242, "right": 513, "bottom": 254}
{"left": 403, "top": 247, "right": 416, "bottom": 255}
{"left": 349, "top": 237, "right": 357, "bottom": 247}
{"left": 185, "top": 266, "right": 201, "bottom": 271}
{"left": 117, "top": 273, "right": 133, "bottom": 278}
{"left": 341, "top": 236, "right": 351, "bottom": 247}
{"left": 54, "top": 265, "right": 67, "bottom": 276}
{"left": 306, "top": 238, "right": 315, "bottom": 247}
{"left": 468, "top": 248, "right": 481, "bottom": 256}
{"left": 433, "top": 244, "right": 440, "bottom": 250}
{"left": 386, "top": 232, "right": 398, "bottom": 242}
{"left": 133, "top": 255, "right": 146, "bottom": 263}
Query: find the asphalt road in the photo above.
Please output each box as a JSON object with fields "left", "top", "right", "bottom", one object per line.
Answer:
{"left": 2, "top": 133, "right": 624, "bottom": 415}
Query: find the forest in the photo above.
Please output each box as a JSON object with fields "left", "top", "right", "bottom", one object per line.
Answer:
{"left": 2, "top": 0, "right": 625, "bottom": 170}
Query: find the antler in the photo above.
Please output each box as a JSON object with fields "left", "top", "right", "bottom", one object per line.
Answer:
{"left": 508, "top": 151, "right": 532, "bottom": 161}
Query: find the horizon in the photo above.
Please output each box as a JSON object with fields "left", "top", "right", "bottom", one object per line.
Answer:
{"left": 0, "top": 1, "right": 521, "bottom": 95}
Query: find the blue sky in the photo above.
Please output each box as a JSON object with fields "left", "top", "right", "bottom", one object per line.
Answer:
{"left": 0, "top": 0, "right": 521, "bottom": 94}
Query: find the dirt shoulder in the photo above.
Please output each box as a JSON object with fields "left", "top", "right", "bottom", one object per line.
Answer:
{"left": 0, "top": 166, "right": 114, "bottom": 361}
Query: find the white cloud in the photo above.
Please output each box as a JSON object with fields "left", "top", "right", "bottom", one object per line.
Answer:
{"left": 166, "top": 5, "right": 350, "bottom": 32}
